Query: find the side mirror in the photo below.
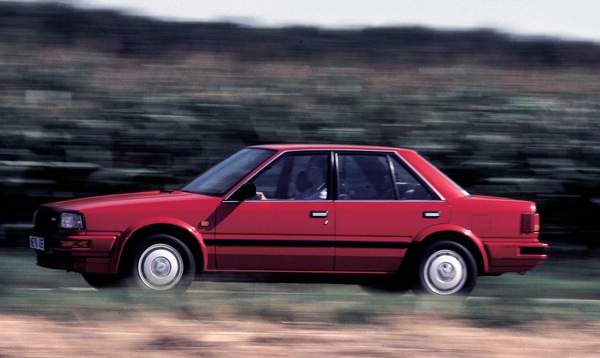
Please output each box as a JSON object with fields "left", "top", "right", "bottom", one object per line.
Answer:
{"left": 228, "top": 183, "right": 257, "bottom": 201}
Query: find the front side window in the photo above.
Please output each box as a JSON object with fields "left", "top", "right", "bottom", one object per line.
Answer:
{"left": 251, "top": 153, "right": 329, "bottom": 200}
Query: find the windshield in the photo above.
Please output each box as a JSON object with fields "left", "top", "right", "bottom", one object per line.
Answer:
{"left": 181, "top": 148, "right": 275, "bottom": 196}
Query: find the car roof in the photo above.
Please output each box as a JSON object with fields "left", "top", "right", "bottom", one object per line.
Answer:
{"left": 251, "top": 144, "right": 468, "bottom": 200}
{"left": 251, "top": 144, "right": 416, "bottom": 154}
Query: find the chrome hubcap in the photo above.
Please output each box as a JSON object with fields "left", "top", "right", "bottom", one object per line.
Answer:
{"left": 151, "top": 257, "right": 171, "bottom": 277}
{"left": 138, "top": 244, "right": 184, "bottom": 290}
{"left": 423, "top": 249, "right": 467, "bottom": 295}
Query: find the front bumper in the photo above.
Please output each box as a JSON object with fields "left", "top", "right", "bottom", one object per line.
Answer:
{"left": 32, "top": 232, "right": 119, "bottom": 274}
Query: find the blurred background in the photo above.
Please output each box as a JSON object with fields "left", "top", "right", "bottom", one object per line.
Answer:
{"left": 1, "top": 4, "right": 600, "bottom": 355}
{"left": 0, "top": 1, "right": 599, "bottom": 252}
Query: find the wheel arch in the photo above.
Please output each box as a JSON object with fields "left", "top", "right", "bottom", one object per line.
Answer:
{"left": 117, "top": 222, "right": 207, "bottom": 275}
{"left": 406, "top": 226, "right": 489, "bottom": 275}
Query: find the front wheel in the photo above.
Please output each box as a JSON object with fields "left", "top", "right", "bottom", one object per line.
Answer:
{"left": 129, "top": 234, "right": 195, "bottom": 292}
{"left": 418, "top": 241, "right": 477, "bottom": 296}
{"left": 82, "top": 273, "right": 122, "bottom": 289}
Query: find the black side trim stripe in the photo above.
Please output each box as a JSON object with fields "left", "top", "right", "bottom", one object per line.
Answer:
{"left": 204, "top": 239, "right": 409, "bottom": 249}
{"left": 520, "top": 247, "right": 547, "bottom": 255}
{"left": 338, "top": 241, "right": 410, "bottom": 249}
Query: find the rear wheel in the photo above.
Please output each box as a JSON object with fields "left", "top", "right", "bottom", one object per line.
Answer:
{"left": 128, "top": 234, "right": 195, "bottom": 292}
{"left": 418, "top": 241, "right": 477, "bottom": 295}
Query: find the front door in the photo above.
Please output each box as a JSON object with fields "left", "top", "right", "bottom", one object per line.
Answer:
{"left": 214, "top": 152, "right": 335, "bottom": 270}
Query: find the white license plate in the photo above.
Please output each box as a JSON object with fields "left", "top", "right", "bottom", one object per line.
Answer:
{"left": 29, "top": 236, "right": 45, "bottom": 251}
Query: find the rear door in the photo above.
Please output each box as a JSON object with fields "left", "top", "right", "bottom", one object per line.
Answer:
{"left": 334, "top": 152, "right": 450, "bottom": 272}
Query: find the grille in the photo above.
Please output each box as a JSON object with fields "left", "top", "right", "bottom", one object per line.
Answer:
{"left": 34, "top": 209, "right": 59, "bottom": 230}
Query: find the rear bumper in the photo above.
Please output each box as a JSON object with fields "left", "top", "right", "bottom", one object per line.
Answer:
{"left": 484, "top": 240, "right": 548, "bottom": 275}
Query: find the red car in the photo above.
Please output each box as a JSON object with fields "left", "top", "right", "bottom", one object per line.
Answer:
{"left": 30, "top": 144, "right": 547, "bottom": 295}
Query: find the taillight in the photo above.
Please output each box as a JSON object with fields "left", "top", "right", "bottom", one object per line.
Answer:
{"left": 521, "top": 213, "right": 540, "bottom": 234}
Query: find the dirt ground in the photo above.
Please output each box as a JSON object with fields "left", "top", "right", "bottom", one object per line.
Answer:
{"left": 1, "top": 314, "right": 598, "bottom": 357}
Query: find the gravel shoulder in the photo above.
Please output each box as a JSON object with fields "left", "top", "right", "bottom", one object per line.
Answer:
{"left": 2, "top": 313, "right": 598, "bottom": 357}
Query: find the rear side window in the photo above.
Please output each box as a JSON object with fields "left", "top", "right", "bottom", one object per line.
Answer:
{"left": 337, "top": 154, "right": 395, "bottom": 200}
{"left": 390, "top": 156, "right": 435, "bottom": 200}
{"left": 336, "top": 153, "right": 435, "bottom": 201}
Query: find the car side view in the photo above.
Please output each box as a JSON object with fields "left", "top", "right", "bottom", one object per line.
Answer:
{"left": 30, "top": 144, "right": 547, "bottom": 295}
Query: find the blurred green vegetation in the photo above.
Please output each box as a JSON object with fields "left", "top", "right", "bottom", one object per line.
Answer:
{"left": 0, "top": 3, "right": 599, "bottom": 249}
{"left": 2, "top": 248, "right": 600, "bottom": 325}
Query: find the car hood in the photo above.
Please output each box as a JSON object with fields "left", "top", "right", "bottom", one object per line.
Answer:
{"left": 41, "top": 190, "right": 222, "bottom": 232}
{"left": 44, "top": 190, "right": 213, "bottom": 211}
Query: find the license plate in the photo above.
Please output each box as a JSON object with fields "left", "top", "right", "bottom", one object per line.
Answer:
{"left": 29, "top": 236, "right": 45, "bottom": 251}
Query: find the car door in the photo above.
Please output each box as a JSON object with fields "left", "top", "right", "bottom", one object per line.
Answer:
{"left": 214, "top": 152, "right": 335, "bottom": 271}
{"left": 334, "top": 152, "right": 450, "bottom": 272}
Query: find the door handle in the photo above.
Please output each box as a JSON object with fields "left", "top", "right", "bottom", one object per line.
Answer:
{"left": 423, "top": 211, "right": 441, "bottom": 218}
{"left": 310, "top": 211, "right": 328, "bottom": 218}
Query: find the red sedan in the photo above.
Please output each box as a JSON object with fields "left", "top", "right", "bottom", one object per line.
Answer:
{"left": 30, "top": 144, "right": 547, "bottom": 295}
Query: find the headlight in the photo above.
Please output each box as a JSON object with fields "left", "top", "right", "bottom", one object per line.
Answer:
{"left": 59, "top": 212, "right": 85, "bottom": 230}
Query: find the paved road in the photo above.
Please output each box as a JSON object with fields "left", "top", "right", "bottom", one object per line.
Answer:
{"left": 18, "top": 284, "right": 600, "bottom": 306}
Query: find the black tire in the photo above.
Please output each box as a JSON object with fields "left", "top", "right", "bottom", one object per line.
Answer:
{"left": 360, "top": 274, "right": 414, "bottom": 295}
{"left": 128, "top": 234, "right": 195, "bottom": 292}
{"left": 81, "top": 273, "right": 122, "bottom": 289}
{"left": 418, "top": 241, "right": 477, "bottom": 296}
